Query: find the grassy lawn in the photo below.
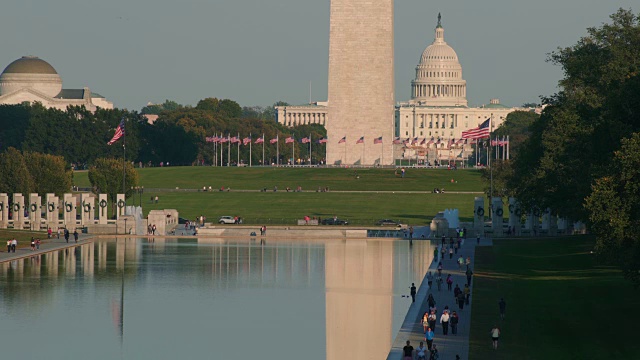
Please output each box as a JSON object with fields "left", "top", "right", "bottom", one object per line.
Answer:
{"left": 469, "top": 236, "right": 640, "bottom": 360}
{"left": 138, "top": 191, "right": 476, "bottom": 225}
{"left": 73, "top": 167, "right": 484, "bottom": 192}
{"left": 0, "top": 229, "right": 48, "bottom": 252}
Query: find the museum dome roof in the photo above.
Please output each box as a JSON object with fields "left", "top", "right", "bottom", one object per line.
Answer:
{"left": 2, "top": 56, "right": 58, "bottom": 75}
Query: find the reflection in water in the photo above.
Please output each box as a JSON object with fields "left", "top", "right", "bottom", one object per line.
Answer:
{"left": 0, "top": 238, "right": 431, "bottom": 360}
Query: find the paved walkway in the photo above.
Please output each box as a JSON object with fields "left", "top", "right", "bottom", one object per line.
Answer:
{"left": 388, "top": 227, "right": 493, "bottom": 360}
{"left": 0, "top": 234, "right": 95, "bottom": 263}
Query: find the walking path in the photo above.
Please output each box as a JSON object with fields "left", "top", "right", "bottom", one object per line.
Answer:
{"left": 387, "top": 227, "right": 493, "bottom": 360}
{"left": 0, "top": 235, "right": 94, "bottom": 263}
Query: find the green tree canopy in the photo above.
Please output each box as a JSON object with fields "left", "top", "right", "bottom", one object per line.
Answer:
{"left": 88, "top": 158, "right": 139, "bottom": 204}
{"left": 24, "top": 152, "right": 72, "bottom": 196}
{"left": 0, "top": 147, "right": 33, "bottom": 195}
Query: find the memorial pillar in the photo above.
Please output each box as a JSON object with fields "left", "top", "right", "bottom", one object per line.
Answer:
{"left": 557, "top": 218, "right": 567, "bottom": 235}
{"left": 508, "top": 197, "right": 521, "bottom": 236}
{"left": 98, "top": 194, "right": 108, "bottom": 224}
{"left": 80, "top": 193, "right": 93, "bottom": 226}
{"left": 29, "top": 193, "right": 42, "bottom": 231}
{"left": 63, "top": 193, "right": 78, "bottom": 231}
{"left": 0, "top": 193, "right": 8, "bottom": 228}
{"left": 46, "top": 193, "right": 60, "bottom": 231}
{"left": 13, "top": 193, "right": 25, "bottom": 230}
{"left": 541, "top": 208, "right": 551, "bottom": 234}
{"left": 549, "top": 212, "right": 558, "bottom": 236}
{"left": 492, "top": 197, "right": 503, "bottom": 236}
{"left": 116, "top": 194, "right": 125, "bottom": 219}
{"left": 473, "top": 197, "right": 484, "bottom": 233}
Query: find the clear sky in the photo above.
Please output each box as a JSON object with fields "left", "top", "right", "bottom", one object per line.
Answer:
{"left": 0, "top": 0, "right": 635, "bottom": 111}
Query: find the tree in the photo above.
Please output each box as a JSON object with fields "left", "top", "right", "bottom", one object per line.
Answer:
{"left": 493, "top": 110, "right": 539, "bottom": 157}
{"left": 585, "top": 133, "right": 640, "bottom": 286}
{"left": 88, "top": 158, "right": 139, "bottom": 210}
{"left": 507, "top": 9, "right": 640, "bottom": 220}
{"left": 24, "top": 152, "right": 72, "bottom": 196}
{"left": 0, "top": 147, "right": 33, "bottom": 195}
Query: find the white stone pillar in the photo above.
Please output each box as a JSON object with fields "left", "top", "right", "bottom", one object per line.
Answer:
{"left": 557, "top": 218, "right": 567, "bottom": 234}
{"left": 45, "top": 193, "right": 60, "bottom": 231}
{"left": 80, "top": 193, "right": 94, "bottom": 226}
{"left": 98, "top": 194, "right": 108, "bottom": 224}
{"left": 508, "top": 197, "right": 521, "bottom": 235}
{"left": 474, "top": 197, "right": 485, "bottom": 232}
{"left": 13, "top": 193, "right": 25, "bottom": 230}
{"left": 0, "top": 193, "right": 8, "bottom": 228}
{"left": 492, "top": 197, "right": 503, "bottom": 236}
{"left": 549, "top": 213, "right": 558, "bottom": 236}
{"left": 63, "top": 193, "right": 77, "bottom": 230}
{"left": 116, "top": 193, "right": 126, "bottom": 219}
{"left": 541, "top": 208, "right": 551, "bottom": 232}
{"left": 29, "top": 193, "right": 42, "bottom": 231}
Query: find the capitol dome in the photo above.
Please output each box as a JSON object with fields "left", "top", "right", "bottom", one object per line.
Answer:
{"left": 411, "top": 15, "right": 467, "bottom": 107}
{"left": 0, "top": 56, "right": 62, "bottom": 97}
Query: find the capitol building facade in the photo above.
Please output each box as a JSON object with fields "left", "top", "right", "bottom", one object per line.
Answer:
{"left": 276, "top": 17, "right": 523, "bottom": 163}
{"left": 0, "top": 56, "right": 113, "bottom": 112}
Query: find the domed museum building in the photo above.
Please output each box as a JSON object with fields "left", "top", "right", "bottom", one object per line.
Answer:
{"left": 0, "top": 56, "right": 113, "bottom": 111}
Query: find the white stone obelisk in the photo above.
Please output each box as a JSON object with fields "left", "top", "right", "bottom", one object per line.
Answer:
{"left": 327, "top": 0, "right": 394, "bottom": 165}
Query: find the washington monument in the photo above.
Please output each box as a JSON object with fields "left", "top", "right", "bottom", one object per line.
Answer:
{"left": 327, "top": 0, "right": 395, "bottom": 165}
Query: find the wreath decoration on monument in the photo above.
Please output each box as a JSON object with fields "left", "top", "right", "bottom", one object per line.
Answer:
{"left": 99, "top": 199, "right": 107, "bottom": 208}
{"left": 117, "top": 199, "right": 125, "bottom": 209}
{"left": 65, "top": 203, "right": 73, "bottom": 213}
{"left": 30, "top": 204, "right": 37, "bottom": 213}
{"left": 83, "top": 203, "right": 91, "bottom": 213}
{"left": 496, "top": 208, "right": 504, "bottom": 217}
{"left": 48, "top": 203, "right": 55, "bottom": 212}
{"left": 476, "top": 207, "right": 485, "bottom": 217}
{"left": 13, "top": 203, "right": 20, "bottom": 212}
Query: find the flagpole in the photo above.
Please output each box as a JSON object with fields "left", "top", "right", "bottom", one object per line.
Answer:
{"left": 507, "top": 135, "right": 510, "bottom": 160}
{"left": 249, "top": 133, "right": 252, "bottom": 167}
{"left": 262, "top": 133, "right": 265, "bottom": 166}
{"left": 344, "top": 137, "right": 346, "bottom": 166}
{"left": 309, "top": 133, "right": 312, "bottom": 166}
{"left": 227, "top": 134, "right": 230, "bottom": 167}
{"left": 122, "top": 117, "right": 126, "bottom": 200}
{"left": 237, "top": 132, "right": 240, "bottom": 166}
{"left": 292, "top": 136, "right": 294, "bottom": 166}
{"left": 276, "top": 133, "right": 279, "bottom": 166}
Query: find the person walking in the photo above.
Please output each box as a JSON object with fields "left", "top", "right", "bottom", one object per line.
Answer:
{"left": 416, "top": 341, "right": 428, "bottom": 360}
{"left": 426, "top": 271, "right": 433, "bottom": 289}
{"left": 427, "top": 293, "right": 436, "bottom": 309}
{"left": 435, "top": 274, "right": 443, "bottom": 291}
{"left": 410, "top": 283, "right": 417, "bottom": 303}
{"left": 466, "top": 266, "right": 474, "bottom": 286}
{"left": 402, "top": 340, "right": 414, "bottom": 360}
{"left": 429, "top": 344, "right": 439, "bottom": 360}
{"left": 477, "top": 234, "right": 480, "bottom": 245}
{"left": 73, "top": 230, "right": 79, "bottom": 243}
{"left": 464, "top": 283, "right": 471, "bottom": 305}
{"left": 440, "top": 310, "right": 450, "bottom": 335}
{"left": 441, "top": 235, "right": 446, "bottom": 246}
{"left": 491, "top": 325, "right": 501, "bottom": 349}
{"left": 422, "top": 312, "right": 429, "bottom": 332}
{"left": 457, "top": 255, "right": 464, "bottom": 269}
{"left": 428, "top": 311, "right": 437, "bottom": 332}
{"left": 35, "top": 238, "right": 40, "bottom": 250}
{"left": 11, "top": 238, "right": 17, "bottom": 252}
{"left": 409, "top": 226, "right": 414, "bottom": 239}
{"left": 30, "top": 237, "right": 35, "bottom": 251}
{"left": 424, "top": 327, "right": 435, "bottom": 351}
{"left": 64, "top": 228, "right": 69, "bottom": 243}
{"left": 6, "top": 239, "right": 11, "bottom": 252}
{"left": 437, "top": 262, "right": 443, "bottom": 276}
{"left": 450, "top": 311, "right": 459, "bottom": 335}
{"left": 47, "top": 227, "right": 52, "bottom": 239}
{"left": 446, "top": 274, "right": 453, "bottom": 291}
{"left": 499, "top": 298, "right": 507, "bottom": 319}
{"left": 448, "top": 246, "right": 453, "bottom": 259}
{"left": 457, "top": 291, "right": 466, "bottom": 310}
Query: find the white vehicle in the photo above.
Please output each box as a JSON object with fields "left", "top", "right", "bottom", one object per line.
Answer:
{"left": 218, "top": 216, "right": 236, "bottom": 224}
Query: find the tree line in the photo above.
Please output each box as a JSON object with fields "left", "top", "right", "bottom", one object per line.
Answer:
{"left": 485, "top": 9, "right": 640, "bottom": 285}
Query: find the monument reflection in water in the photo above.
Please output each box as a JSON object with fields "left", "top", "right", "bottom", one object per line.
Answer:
{"left": 0, "top": 238, "right": 431, "bottom": 360}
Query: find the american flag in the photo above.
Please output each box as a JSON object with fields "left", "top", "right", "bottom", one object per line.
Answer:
{"left": 356, "top": 136, "right": 364, "bottom": 144}
{"left": 255, "top": 136, "right": 264, "bottom": 144}
{"left": 373, "top": 136, "right": 382, "bottom": 144}
{"left": 107, "top": 118, "right": 125, "bottom": 145}
{"left": 230, "top": 136, "right": 240, "bottom": 143}
{"left": 243, "top": 137, "right": 252, "bottom": 145}
{"left": 449, "top": 138, "right": 456, "bottom": 146}
{"left": 393, "top": 137, "right": 402, "bottom": 144}
{"left": 318, "top": 137, "right": 328, "bottom": 144}
{"left": 462, "top": 118, "right": 491, "bottom": 139}
{"left": 420, "top": 138, "right": 426, "bottom": 145}
{"left": 427, "top": 137, "right": 435, "bottom": 145}
{"left": 219, "top": 136, "right": 228, "bottom": 143}
{"left": 285, "top": 136, "right": 295, "bottom": 144}
{"left": 270, "top": 136, "right": 278, "bottom": 144}
{"left": 457, "top": 138, "right": 466, "bottom": 145}
{"left": 411, "top": 137, "right": 419, "bottom": 145}
{"left": 301, "top": 137, "right": 310, "bottom": 144}
{"left": 338, "top": 136, "right": 346, "bottom": 144}
{"left": 205, "top": 136, "right": 215, "bottom": 143}
{"left": 403, "top": 138, "right": 410, "bottom": 145}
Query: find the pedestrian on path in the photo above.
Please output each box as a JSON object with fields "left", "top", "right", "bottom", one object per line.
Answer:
{"left": 466, "top": 266, "right": 474, "bottom": 286}
{"left": 457, "top": 255, "right": 464, "bottom": 269}
{"left": 424, "top": 327, "right": 435, "bottom": 351}
{"left": 456, "top": 291, "right": 466, "bottom": 310}
{"left": 410, "top": 283, "right": 417, "bottom": 303}
{"left": 450, "top": 311, "right": 459, "bottom": 335}
{"left": 441, "top": 235, "right": 446, "bottom": 246}
{"left": 11, "top": 238, "right": 17, "bottom": 252}
{"left": 440, "top": 246, "right": 446, "bottom": 259}
{"left": 422, "top": 312, "right": 429, "bottom": 332}
{"left": 454, "top": 241, "right": 459, "bottom": 254}
{"left": 428, "top": 311, "right": 437, "bottom": 332}
{"left": 499, "top": 298, "right": 507, "bottom": 319}
{"left": 446, "top": 274, "right": 453, "bottom": 291}
{"left": 402, "top": 340, "right": 414, "bottom": 360}
{"left": 477, "top": 234, "right": 480, "bottom": 245}
{"left": 73, "top": 230, "right": 79, "bottom": 243}
{"left": 464, "top": 284, "right": 471, "bottom": 304}
{"left": 416, "top": 341, "right": 427, "bottom": 360}
{"left": 64, "top": 228, "right": 69, "bottom": 243}
{"left": 436, "top": 274, "right": 443, "bottom": 291}
{"left": 440, "top": 310, "right": 450, "bottom": 335}
{"left": 47, "top": 227, "right": 52, "bottom": 239}
{"left": 448, "top": 247, "right": 453, "bottom": 259}
{"left": 30, "top": 237, "right": 35, "bottom": 251}
{"left": 437, "top": 262, "right": 443, "bottom": 276}
{"left": 427, "top": 293, "right": 436, "bottom": 309}
{"left": 429, "top": 344, "right": 439, "bottom": 360}
{"left": 36, "top": 238, "right": 40, "bottom": 250}
{"left": 7, "top": 239, "right": 11, "bottom": 252}
{"left": 491, "top": 325, "right": 501, "bottom": 349}
{"left": 427, "top": 271, "right": 433, "bottom": 289}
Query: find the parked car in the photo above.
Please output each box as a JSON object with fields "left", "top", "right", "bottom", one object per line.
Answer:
{"left": 218, "top": 216, "right": 237, "bottom": 224}
{"left": 376, "top": 219, "right": 400, "bottom": 226}
{"left": 321, "top": 218, "right": 349, "bottom": 225}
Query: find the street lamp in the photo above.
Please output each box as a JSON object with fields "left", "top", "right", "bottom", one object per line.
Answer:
{"left": 131, "top": 186, "right": 135, "bottom": 207}
{"left": 139, "top": 186, "right": 144, "bottom": 207}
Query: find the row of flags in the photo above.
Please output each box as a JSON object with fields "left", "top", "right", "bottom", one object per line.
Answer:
{"left": 204, "top": 135, "right": 330, "bottom": 145}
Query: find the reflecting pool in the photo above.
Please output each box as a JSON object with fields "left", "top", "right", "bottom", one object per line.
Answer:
{"left": 0, "top": 237, "right": 432, "bottom": 360}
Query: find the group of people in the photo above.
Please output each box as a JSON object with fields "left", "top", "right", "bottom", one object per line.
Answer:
{"left": 6, "top": 239, "right": 17, "bottom": 252}
{"left": 30, "top": 237, "right": 41, "bottom": 251}
{"left": 147, "top": 224, "right": 157, "bottom": 235}
{"left": 63, "top": 228, "right": 79, "bottom": 243}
